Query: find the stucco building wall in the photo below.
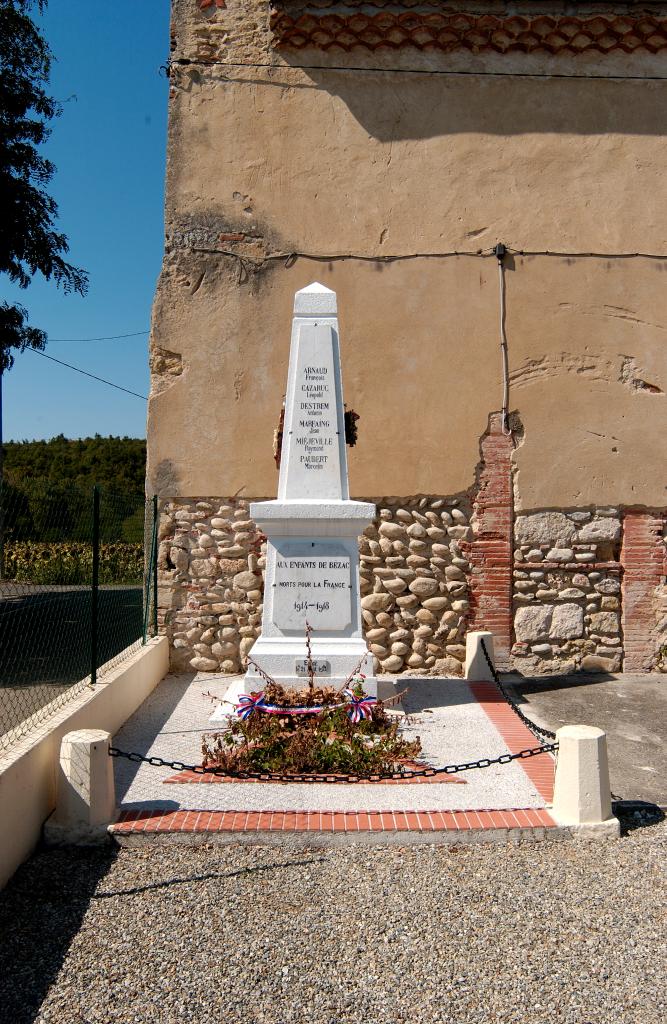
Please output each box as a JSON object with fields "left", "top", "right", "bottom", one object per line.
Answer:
{"left": 149, "top": 0, "right": 667, "bottom": 675}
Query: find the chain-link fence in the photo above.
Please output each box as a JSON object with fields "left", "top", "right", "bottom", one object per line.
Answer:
{"left": 0, "top": 482, "right": 158, "bottom": 752}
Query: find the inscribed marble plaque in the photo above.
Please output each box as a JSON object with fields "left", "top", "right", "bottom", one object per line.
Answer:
{"left": 273, "top": 550, "right": 352, "bottom": 632}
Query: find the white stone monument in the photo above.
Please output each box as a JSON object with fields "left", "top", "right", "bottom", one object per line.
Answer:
{"left": 243, "top": 282, "right": 376, "bottom": 693}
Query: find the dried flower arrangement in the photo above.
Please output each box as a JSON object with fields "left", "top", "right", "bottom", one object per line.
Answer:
{"left": 202, "top": 624, "right": 420, "bottom": 776}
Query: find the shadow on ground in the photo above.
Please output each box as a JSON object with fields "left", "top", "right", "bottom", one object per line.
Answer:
{"left": 505, "top": 670, "right": 620, "bottom": 692}
{"left": 398, "top": 676, "right": 478, "bottom": 714}
{"left": 614, "top": 801, "right": 666, "bottom": 836}
{"left": 0, "top": 846, "right": 118, "bottom": 1024}
{"left": 91, "top": 855, "right": 326, "bottom": 899}
{"left": 0, "top": 847, "right": 330, "bottom": 1024}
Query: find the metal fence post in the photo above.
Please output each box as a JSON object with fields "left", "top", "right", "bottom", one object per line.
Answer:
{"left": 0, "top": 366, "right": 4, "bottom": 580}
{"left": 91, "top": 485, "right": 100, "bottom": 684}
{"left": 152, "top": 494, "right": 158, "bottom": 637}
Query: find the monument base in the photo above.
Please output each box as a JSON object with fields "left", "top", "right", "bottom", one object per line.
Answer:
{"left": 208, "top": 640, "right": 387, "bottom": 723}
{"left": 244, "top": 635, "right": 376, "bottom": 694}
{"left": 213, "top": 674, "right": 403, "bottom": 725}
{"left": 244, "top": 495, "right": 378, "bottom": 701}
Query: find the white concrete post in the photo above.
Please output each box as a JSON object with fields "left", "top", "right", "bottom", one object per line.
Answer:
{"left": 464, "top": 630, "right": 496, "bottom": 681}
{"left": 46, "top": 729, "right": 116, "bottom": 843}
{"left": 552, "top": 725, "right": 619, "bottom": 837}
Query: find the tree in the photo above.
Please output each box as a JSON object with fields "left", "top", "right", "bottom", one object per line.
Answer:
{"left": 0, "top": 0, "right": 88, "bottom": 373}
{"left": 0, "top": 1, "right": 88, "bottom": 576}
{"left": 3, "top": 435, "right": 147, "bottom": 493}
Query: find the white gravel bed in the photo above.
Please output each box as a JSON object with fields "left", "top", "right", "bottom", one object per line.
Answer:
{"left": 1, "top": 816, "right": 664, "bottom": 1023}
{"left": 112, "top": 674, "right": 545, "bottom": 813}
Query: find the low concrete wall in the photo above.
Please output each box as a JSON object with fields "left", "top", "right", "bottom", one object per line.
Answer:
{"left": 0, "top": 637, "right": 169, "bottom": 889}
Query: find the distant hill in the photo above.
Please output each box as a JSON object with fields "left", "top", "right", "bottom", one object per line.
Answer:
{"left": 1, "top": 436, "right": 148, "bottom": 543}
{"left": 3, "top": 435, "right": 146, "bottom": 494}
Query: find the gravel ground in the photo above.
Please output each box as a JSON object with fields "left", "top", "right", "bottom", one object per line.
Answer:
{"left": 0, "top": 812, "right": 664, "bottom": 1024}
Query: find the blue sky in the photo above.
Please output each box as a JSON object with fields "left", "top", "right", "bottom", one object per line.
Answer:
{"left": 3, "top": 0, "right": 171, "bottom": 441}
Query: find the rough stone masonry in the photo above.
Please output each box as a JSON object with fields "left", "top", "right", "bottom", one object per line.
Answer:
{"left": 157, "top": 495, "right": 667, "bottom": 677}
{"left": 159, "top": 495, "right": 472, "bottom": 677}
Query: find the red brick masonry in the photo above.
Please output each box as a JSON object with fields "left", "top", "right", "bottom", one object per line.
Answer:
{"left": 110, "top": 681, "right": 556, "bottom": 836}
{"left": 621, "top": 510, "right": 666, "bottom": 672}
{"left": 468, "top": 681, "right": 554, "bottom": 802}
{"left": 468, "top": 415, "right": 514, "bottom": 671}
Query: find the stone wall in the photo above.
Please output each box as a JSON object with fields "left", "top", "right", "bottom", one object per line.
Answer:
{"left": 158, "top": 495, "right": 472, "bottom": 676}
{"left": 359, "top": 498, "right": 471, "bottom": 676}
{"left": 158, "top": 497, "right": 266, "bottom": 673}
{"left": 511, "top": 509, "right": 623, "bottom": 675}
{"left": 158, "top": 498, "right": 667, "bottom": 676}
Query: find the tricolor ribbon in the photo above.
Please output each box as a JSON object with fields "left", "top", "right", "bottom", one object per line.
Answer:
{"left": 343, "top": 688, "right": 377, "bottom": 723}
{"left": 234, "top": 688, "right": 377, "bottom": 721}
{"left": 235, "top": 691, "right": 268, "bottom": 721}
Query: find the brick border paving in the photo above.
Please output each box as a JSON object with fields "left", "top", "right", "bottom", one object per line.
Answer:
{"left": 109, "top": 678, "right": 557, "bottom": 837}
{"left": 468, "top": 681, "right": 555, "bottom": 802}
{"left": 111, "top": 806, "right": 555, "bottom": 835}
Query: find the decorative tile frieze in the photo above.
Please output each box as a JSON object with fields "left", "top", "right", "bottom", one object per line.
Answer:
{"left": 269, "top": 3, "right": 667, "bottom": 56}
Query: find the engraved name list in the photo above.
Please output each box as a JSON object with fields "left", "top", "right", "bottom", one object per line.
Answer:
{"left": 297, "top": 364, "right": 334, "bottom": 471}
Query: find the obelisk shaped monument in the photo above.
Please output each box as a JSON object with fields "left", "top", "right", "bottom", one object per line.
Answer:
{"left": 245, "top": 282, "right": 377, "bottom": 693}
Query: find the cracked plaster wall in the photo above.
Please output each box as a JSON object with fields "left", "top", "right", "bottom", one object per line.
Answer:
{"left": 148, "top": 0, "right": 667, "bottom": 507}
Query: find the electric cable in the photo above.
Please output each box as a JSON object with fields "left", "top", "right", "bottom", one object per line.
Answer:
{"left": 495, "top": 244, "right": 511, "bottom": 436}
{"left": 191, "top": 245, "right": 667, "bottom": 265}
{"left": 506, "top": 247, "right": 667, "bottom": 260}
{"left": 27, "top": 349, "right": 148, "bottom": 400}
{"left": 168, "top": 56, "right": 667, "bottom": 84}
{"left": 48, "top": 331, "right": 149, "bottom": 343}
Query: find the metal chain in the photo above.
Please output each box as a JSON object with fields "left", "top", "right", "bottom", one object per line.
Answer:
{"left": 479, "top": 638, "right": 557, "bottom": 742}
{"left": 108, "top": 741, "right": 557, "bottom": 784}
{"left": 107, "top": 639, "right": 560, "bottom": 783}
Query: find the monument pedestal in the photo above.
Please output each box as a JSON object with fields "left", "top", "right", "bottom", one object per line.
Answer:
{"left": 246, "top": 499, "right": 375, "bottom": 691}
{"left": 244, "top": 283, "right": 377, "bottom": 696}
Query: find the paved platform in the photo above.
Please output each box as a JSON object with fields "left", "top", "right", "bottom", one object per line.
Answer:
{"left": 110, "top": 674, "right": 557, "bottom": 840}
{"left": 506, "top": 673, "right": 666, "bottom": 806}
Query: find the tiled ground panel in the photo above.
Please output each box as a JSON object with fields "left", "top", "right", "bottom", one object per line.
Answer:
{"left": 113, "top": 806, "right": 555, "bottom": 834}
{"left": 110, "top": 678, "right": 556, "bottom": 836}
